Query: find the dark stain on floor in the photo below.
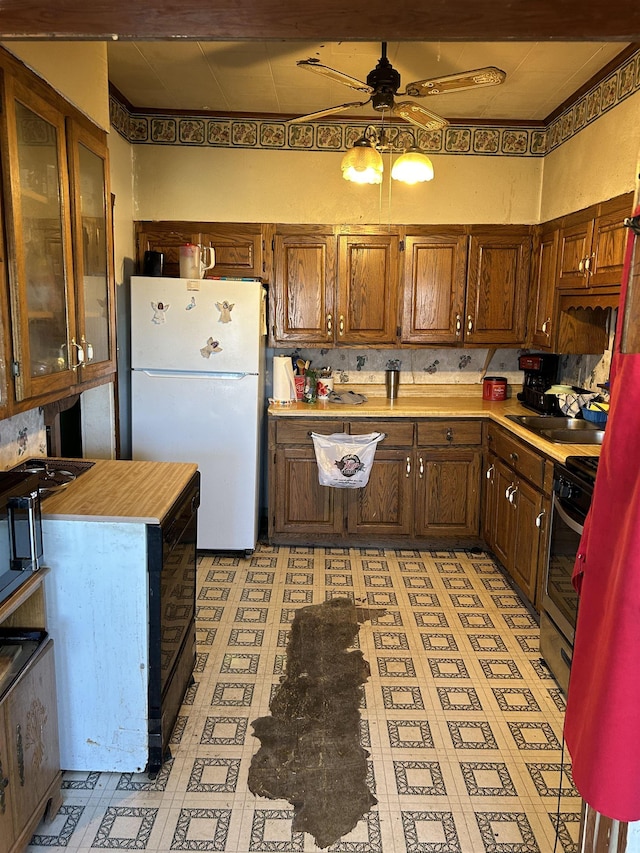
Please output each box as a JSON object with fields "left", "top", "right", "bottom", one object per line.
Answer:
{"left": 248, "top": 597, "right": 376, "bottom": 848}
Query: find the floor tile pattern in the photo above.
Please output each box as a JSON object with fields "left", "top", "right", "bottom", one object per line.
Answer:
{"left": 27, "top": 545, "right": 581, "bottom": 853}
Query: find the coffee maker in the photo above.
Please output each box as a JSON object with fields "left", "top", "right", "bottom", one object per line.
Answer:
{"left": 517, "top": 353, "right": 560, "bottom": 414}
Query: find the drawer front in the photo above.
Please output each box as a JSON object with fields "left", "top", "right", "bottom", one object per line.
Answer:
{"left": 417, "top": 420, "right": 482, "bottom": 446}
{"left": 487, "top": 425, "right": 546, "bottom": 489}
{"left": 275, "top": 419, "right": 345, "bottom": 445}
{"left": 349, "top": 421, "right": 414, "bottom": 446}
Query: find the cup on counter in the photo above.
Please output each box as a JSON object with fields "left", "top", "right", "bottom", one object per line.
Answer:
{"left": 316, "top": 376, "right": 334, "bottom": 400}
{"left": 385, "top": 369, "right": 399, "bottom": 400}
{"left": 294, "top": 375, "right": 305, "bottom": 400}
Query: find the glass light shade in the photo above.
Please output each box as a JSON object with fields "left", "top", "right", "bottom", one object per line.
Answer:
{"left": 391, "top": 147, "right": 434, "bottom": 184}
{"left": 341, "top": 139, "right": 383, "bottom": 184}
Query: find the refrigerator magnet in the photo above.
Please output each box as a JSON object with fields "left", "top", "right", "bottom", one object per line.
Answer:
{"left": 186, "top": 296, "right": 196, "bottom": 310}
{"left": 151, "top": 301, "right": 170, "bottom": 324}
{"left": 216, "top": 300, "right": 234, "bottom": 323}
{"left": 200, "top": 337, "right": 222, "bottom": 358}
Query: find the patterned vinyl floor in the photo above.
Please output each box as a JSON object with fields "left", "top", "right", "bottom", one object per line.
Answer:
{"left": 27, "top": 544, "right": 582, "bottom": 853}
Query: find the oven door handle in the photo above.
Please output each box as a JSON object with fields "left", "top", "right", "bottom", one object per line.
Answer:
{"left": 553, "top": 494, "right": 585, "bottom": 536}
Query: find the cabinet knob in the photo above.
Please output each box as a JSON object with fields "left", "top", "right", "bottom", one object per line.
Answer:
{"left": 339, "top": 315, "right": 345, "bottom": 336}
{"left": 326, "top": 314, "right": 332, "bottom": 335}
{"left": 467, "top": 315, "right": 474, "bottom": 333}
{"left": 446, "top": 428, "right": 453, "bottom": 443}
{"left": 405, "top": 456, "right": 411, "bottom": 477}
{"left": 510, "top": 451, "right": 518, "bottom": 462}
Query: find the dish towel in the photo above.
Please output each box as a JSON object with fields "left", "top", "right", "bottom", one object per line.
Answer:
{"left": 327, "top": 391, "right": 368, "bottom": 405}
{"left": 556, "top": 391, "right": 598, "bottom": 417}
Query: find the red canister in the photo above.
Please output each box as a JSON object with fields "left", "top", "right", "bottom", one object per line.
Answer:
{"left": 483, "top": 376, "right": 507, "bottom": 401}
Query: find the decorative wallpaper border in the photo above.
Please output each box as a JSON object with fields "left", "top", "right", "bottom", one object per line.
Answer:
{"left": 109, "top": 47, "right": 640, "bottom": 158}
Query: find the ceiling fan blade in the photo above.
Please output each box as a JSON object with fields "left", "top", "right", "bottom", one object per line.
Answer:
{"left": 405, "top": 67, "right": 506, "bottom": 98}
{"left": 288, "top": 101, "right": 369, "bottom": 123}
{"left": 393, "top": 101, "right": 449, "bottom": 131}
{"left": 297, "top": 59, "right": 374, "bottom": 94}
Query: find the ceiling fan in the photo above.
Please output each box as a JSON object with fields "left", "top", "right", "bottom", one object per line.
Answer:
{"left": 289, "top": 42, "right": 506, "bottom": 131}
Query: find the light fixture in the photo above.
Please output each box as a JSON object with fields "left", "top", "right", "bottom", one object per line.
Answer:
{"left": 391, "top": 145, "right": 434, "bottom": 184}
{"left": 341, "top": 127, "right": 434, "bottom": 186}
{"left": 341, "top": 134, "right": 384, "bottom": 184}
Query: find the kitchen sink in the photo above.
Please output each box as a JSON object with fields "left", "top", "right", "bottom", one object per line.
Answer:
{"left": 506, "top": 414, "right": 604, "bottom": 444}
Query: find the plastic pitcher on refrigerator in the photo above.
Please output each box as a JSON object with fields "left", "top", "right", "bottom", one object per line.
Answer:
{"left": 179, "top": 243, "right": 216, "bottom": 279}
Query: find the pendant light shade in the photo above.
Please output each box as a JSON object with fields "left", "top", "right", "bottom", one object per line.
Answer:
{"left": 391, "top": 146, "right": 434, "bottom": 184}
{"left": 341, "top": 136, "right": 384, "bottom": 184}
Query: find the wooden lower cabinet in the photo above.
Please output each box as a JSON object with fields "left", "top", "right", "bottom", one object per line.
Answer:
{"left": 0, "top": 573, "right": 62, "bottom": 853}
{"left": 269, "top": 416, "right": 483, "bottom": 547}
{"left": 483, "top": 424, "right": 551, "bottom": 610}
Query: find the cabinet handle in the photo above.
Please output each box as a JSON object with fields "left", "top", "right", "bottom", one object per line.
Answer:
{"left": 505, "top": 484, "right": 516, "bottom": 501}
{"left": 584, "top": 254, "right": 593, "bottom": 272}
{"left": 339, "top": 315, "right": 345, "bottom": 336}
{"left": 81, "top": 334, "right": 94, "bottom": 361}
{"left": 405, "top": 456, "right": 411, "bottom": 477}
{"left": 0, "top": 755, "right": 8, "bottom": 814}
{"left": 326, "top": 314, "right": 332, "bottom": 336}
{"left": 485, "top": 463, "right": 495, "bottom": 481}
{"left": 455, "top": 313, "right": 462, "bottom": 336}
{"left": 419, "top": 456, "right": 424, "bottom": 478}
{"left": 535, "top": 510, "right": 546, "bottom": 529}
{"left": 509, "top": 485, "right": 518, "bottom": 506}
{"left": 16, "top": 723, "right": 24, "bottom": 786}
{"left": 70, "top": 338, "right": 85, "bottom": 369}
{"left": 541, "top": 318, "right": 551, "bottom": 335}
{"left": 446, "top": 428, "right": 453, "bottom": 443}
{"left": 578, "top": 258, "right": 585, "bottom": 273}
{"left": 467, "top": 315, "right": 474, "bottom": 333}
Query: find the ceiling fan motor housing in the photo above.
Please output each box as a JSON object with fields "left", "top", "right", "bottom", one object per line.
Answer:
{"left": 367, "top": 55, "right": 401, "bottom": 112}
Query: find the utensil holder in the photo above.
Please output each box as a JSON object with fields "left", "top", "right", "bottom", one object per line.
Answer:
{"left": 385, "top": 369, "right": 399, "bottom": 400}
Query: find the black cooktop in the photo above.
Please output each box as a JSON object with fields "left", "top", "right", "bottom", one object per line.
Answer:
{"left": 564, "top": 455, "right": 599, "bottom": 483}
{"left": 11, "top": 458, "right": 95, "bottom": 494}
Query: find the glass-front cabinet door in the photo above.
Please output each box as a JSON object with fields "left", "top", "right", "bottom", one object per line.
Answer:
{"left": 1, "top": 75, "right": 78, "bottom": 402}
{"left": 66, "top": 119, "right": 116, "bottom": 382}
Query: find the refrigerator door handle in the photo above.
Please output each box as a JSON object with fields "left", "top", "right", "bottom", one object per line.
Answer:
{"left": 137, "top": 369, "right": 257, "bottom": 379}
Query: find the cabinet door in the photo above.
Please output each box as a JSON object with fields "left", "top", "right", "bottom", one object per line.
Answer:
{"left": 556, "top": 215, "right": 593, "bottom": 290}
{"left": 273, "top": 447, "right": 343, "bottom": 535}
{"left": 530, "top": 227, "right": 558, "bottom": 349}
{"left": 589, "top": 197, "right": 632, "bottom": 287}
{"left": 466, "top": 230, "right": 530, "bottom": 345}
{"left": 2, "top": 76, "right": 78, "bottom": 401}
{"left": 67, "top": 119, "right": 116, "bottom": 383}
{"left": 5, "top": 639, "right": 59, "bottom": 838}
{"left": 199, "top": 223, "right": 264, "bottom": 279}
{"left": 400, "top": 231, "right": 467, "bottom": 344}
{"left": 510, "top": 477, "right": 545, "bottom": 603}
{"left": 415, "top": 449, "right": 481, "bottom": 537}
{"left": 272, "top": 229, "right": 336, "bottom": 344}
{"left": 0, "top": 704, "right": 15, "bottom": 853}
{"left": 492, "top": 458, "right": 515, "bottom": 569}
{"left": 481, "top": 452, "right": 498, "bottom": 549}
{"left": 337, "top": 234, "right": 399, "bottom": 344}
{"left": 347, "top": 449, "right": 413, "bottom": 536}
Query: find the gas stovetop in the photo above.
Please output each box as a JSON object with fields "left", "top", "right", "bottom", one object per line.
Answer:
{"left": 11, "top": 458, "right": 95, "bottom": 494}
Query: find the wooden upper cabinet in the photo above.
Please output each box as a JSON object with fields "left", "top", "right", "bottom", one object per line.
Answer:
{"left": 400, "top": 229, "right": 468, "bottom": 344}
{"left": 465, "top": 228, "right": 531, "bottom": 345}
{"left": 337, "top": 232, "right": 399, "bottom": 344}
{"left": 272, "top": 226, "right": 336, "bottom": 344}
{"left": 199, "top": 223, "right": 264, "bottom": 278}
{"left": 557, "top": 193, "right": 633, "bottom": 290}
{"left": 529, "top": 224, "right": 559, "bottom": 350}
{"left": 135, "top": 222, "right": 264, "bottom": 279}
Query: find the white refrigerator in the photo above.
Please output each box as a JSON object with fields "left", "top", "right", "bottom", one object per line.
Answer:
{"left": 130, "top": 276, "right": 266, "bottom": 551}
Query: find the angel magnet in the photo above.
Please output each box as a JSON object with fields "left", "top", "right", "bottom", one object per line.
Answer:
{"left": 151, "top": 301, "right": 170, "bottom": 324}
{"left": 200, "top": 337, "right": 222, "bottom": 358}
{"left": 216, "top": 300, "right": 234, "bottom": 323}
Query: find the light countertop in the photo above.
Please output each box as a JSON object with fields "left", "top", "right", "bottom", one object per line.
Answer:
{"left": 41, "top": 459, "right": 199, "bottom": 524}
{"left": 268, "top": 394, "right": 602, "bottom": 464}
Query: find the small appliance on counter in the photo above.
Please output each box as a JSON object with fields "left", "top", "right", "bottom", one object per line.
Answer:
{"left": 516, "top": 353, "right": 560, "bottom": 414}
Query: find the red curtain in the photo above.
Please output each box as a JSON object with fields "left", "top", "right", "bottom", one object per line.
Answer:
{"left": 564, "top": 206, "right": 640, "bottom": 821}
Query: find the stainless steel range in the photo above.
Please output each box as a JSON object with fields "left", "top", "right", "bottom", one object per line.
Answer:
{"left": 540, "top": 455, "right": 598, "bottom": 693}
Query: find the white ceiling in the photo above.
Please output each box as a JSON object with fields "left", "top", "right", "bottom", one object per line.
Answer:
{"left": 107, "top": 40, "right": 630, "bottom": 123}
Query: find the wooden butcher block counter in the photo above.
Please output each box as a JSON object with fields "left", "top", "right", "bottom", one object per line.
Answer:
{"left": 41, "top": 459, "right": 199, "bottom": 523}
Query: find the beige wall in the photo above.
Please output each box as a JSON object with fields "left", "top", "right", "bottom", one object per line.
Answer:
{"left": 1, "top": 41, "right": 109, "bottom": 130}
{"left": 132, "top": 145, "right": 543, "bottom": 225}
{"left": 540, "top": 91, "right": 640, "bottom": 221}
{"left": 109, "top": 132, "right": 136, "bottom": 282}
